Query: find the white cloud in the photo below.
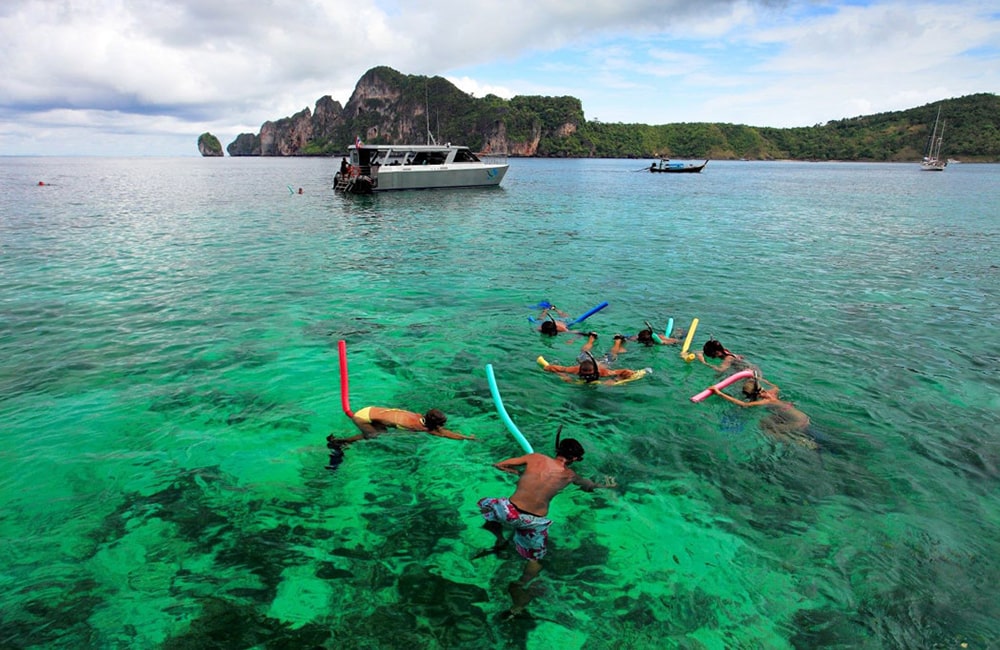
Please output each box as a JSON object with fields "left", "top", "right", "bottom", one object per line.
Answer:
{"left": 0, "top": 0, "right": 997, "bottom": 154}
{"left": 446, "top": 77, "right": 515, "bottom": 99}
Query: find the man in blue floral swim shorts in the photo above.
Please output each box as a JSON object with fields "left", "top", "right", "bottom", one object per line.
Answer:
{"left": 476, "top": 429, "right": 617, "bottom": 618}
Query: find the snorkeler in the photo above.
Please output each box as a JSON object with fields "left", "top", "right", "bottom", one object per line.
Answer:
{"left": 709, "top": 377, "right": 817, "bottom": 449}
{"left": 325, "top": 407, "right": 475, "bottom": 468}
{"left": 475, "top": 427, "right": 617, "bottom": 619}
{"left": 533, "top": 301, "right": 608, "bottom": 338}
{"left": 696, "top": 337, "right": 754, "bottom": 374}
{"left": 612, "top": 321, "right": 682, "bottom": 354}
{"left": 540, "top": 333, "right": 641, "bottom": 384}
{"left": 537, "top": 312, "right": 571, "bottom": 336}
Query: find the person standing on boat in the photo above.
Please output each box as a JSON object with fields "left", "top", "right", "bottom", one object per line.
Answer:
{"left": 475, "top": 428, "right": 616, "bottom": 619}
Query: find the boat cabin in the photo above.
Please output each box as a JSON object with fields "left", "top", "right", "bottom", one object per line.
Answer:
{"left": 349, "top": 144, "right": 484, "bottom": 168}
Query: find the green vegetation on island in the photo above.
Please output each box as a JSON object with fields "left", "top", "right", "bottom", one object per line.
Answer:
{"left": 197, "top": 132, "right": 223, "bottom": 157}
{"left": 223, "top": 66, "right": 1000, "bottom": 162}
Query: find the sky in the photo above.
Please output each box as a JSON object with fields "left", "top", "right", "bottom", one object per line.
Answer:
{"left": 1, "top": 0, "right": 998, "bottom": 156}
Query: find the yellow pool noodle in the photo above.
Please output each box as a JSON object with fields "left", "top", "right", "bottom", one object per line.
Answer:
{"left": 680, "top": 318, "right": 699, "bottom": 362}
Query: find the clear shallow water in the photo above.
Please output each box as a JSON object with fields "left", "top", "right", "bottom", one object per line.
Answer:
{"left": 1, "top": 157, "right": 998, "bottom": 649}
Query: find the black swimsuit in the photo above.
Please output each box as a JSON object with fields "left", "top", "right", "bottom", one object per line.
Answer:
{"left": 509, "top": 500, "right": 544, "bottom": 518}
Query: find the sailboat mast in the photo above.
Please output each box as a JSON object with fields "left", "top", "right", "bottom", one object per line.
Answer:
{"left": 926, "top": 106, "right": 941, "bottom": 160}
{"left": 425, "top": 81, "right": 436, "bottom": 145}
{"left": 935, "top": 119, "right": 945, "bottom": 159}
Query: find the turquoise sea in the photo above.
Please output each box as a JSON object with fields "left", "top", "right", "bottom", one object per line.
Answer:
{"left": 1, "top": 156, "right": 998, "bottom": 649}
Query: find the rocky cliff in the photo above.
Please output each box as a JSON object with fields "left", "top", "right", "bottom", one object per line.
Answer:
{"left": 224, "top": 66, "right": 581, "bottom": 157}
{"left": 197, "top": 132, "right": 223, "bottom": 156}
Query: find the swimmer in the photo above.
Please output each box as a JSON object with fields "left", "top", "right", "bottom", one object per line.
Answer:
{"left": 325, "top": 407, "right": 474, "bottom": 467}
{"left": 613, "top": 321, "right": 681, "bottom": 354}
{"left": 536, "top": 304, "right": 572, "bottom": 336}
{"left": 541, "top": 333, "right": 641, "bottom": 385}
{"left": 709, "top": 377, "right": 817, "bottom": 449}
{"left": 696, "top": 338, "right": 754, "bottom": 373}
{"left": 475, "top": 427, "right": 616, "bottom": 618}
{"left": 538, "top": 313, "right": 570, "bottom": 336}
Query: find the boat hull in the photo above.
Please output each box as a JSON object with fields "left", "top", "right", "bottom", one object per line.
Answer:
{"left": 649, "top": 160, "right": 708, "bottom": 174}
{"left": 371, "top": 164, "right": 508, "bottom": 191}
{"left": 335, "top": 143, "right": 509, "bottom": 194}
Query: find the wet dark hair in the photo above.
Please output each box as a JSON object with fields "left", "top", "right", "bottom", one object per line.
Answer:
{"left": 540, "top": 319, "right": 558, "bottom": 336}
{"left": 577, "top": 351, "right": 600, "bottom": 383}
{"left": 741, "top": 379, "right": 762, "bottom": 399}
{"left": 423, "top": 409, "right": 447, "bottom": 430}
{"left": 637, "top": 328, "right": 655, "bottom": 345}
{"left": 555, "top": 425, "right": 585, "bottom": 460}
{"left": 702, "top": 339, "right": 727, "bottom": 359}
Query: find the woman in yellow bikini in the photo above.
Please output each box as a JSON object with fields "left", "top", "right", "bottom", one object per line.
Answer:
{"left": 325, "top": 406, "right": 475, "bottom": 470}
{"left": 328, "top": 407, "right": 475, "bottom": 446}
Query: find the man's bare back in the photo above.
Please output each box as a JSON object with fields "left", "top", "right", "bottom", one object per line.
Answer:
{"left": 494, "top": 453, "right": 600, "bottom": 516}
{"left": 477, "top": 435, "right": 616, "bottom": 617}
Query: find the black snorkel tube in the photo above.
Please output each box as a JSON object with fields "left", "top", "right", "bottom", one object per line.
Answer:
{"left": 639, "top": 320, "right": 656, "bottom": 345}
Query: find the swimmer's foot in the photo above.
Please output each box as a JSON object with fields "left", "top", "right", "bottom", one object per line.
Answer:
{"left": 472, "top": 540, "right": 509, "bottom": 560}
{"left": 497, "top": 608, "right": 529, "bottom": 622}
{"left": 324, "top": 447, "right": 344, "bottom": 471}
{"left": 505, "top": 581, "right": 533, "bottom": 615}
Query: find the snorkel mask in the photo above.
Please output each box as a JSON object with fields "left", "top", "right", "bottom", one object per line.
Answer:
{"left": 743, "top": 371, "right": 763, "bottom": 398}
{"left": 578, "top": 351, "right": 601, "bottom": 383}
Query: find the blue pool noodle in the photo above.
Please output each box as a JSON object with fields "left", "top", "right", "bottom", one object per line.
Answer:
{"left": 485, "top": 364, "right": 534, "bottom": 454}
{"left": 568, "top": 301, "right": 609, "bottom": 327}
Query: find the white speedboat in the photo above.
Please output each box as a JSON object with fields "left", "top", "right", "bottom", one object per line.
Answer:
{"left": 334, "top": 143, "right": 508, "bottom": 193}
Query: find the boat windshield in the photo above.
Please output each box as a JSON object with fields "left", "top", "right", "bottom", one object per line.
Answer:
{"left": 410, "top": 151, "right": 449, "bottom": 165}
{"left": 453, "top": 149, "right": 481, "bottom": 163}
{"left": 382, "top": 150, "right": 408, "bottom": 165}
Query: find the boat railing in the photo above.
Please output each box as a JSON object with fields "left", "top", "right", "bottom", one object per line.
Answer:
{"left": 478, "top": 152, "right": 508, "bottom": 166}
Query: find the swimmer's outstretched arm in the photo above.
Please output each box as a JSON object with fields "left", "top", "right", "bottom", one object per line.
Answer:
{"left": 493, "top": 455, "right": 529, "bottom": 475}
{"left": 709, "top": 387, "right": 749, "bottom": 406}
{"left": 426, "top": 427, "right": 476, "bottom": 440}
{"left": 696, "top": 353, "right": 728, "bottom": 372}
{"left": 709, "top": 387, "right": 768, "bottom": 408}
{"left": 573, "top": 474, "right": 618, "bottom": 492}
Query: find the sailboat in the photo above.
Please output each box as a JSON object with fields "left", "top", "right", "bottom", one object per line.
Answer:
{"left": 920, "top": 107, "right": 947, "bottom": 171}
